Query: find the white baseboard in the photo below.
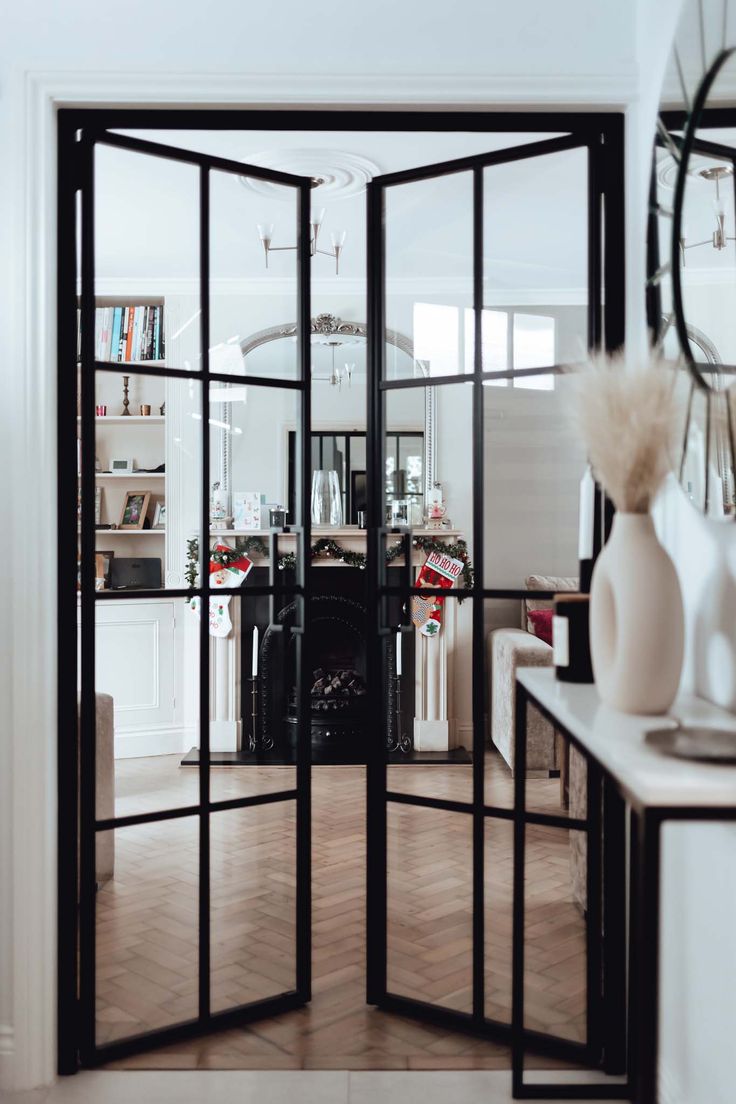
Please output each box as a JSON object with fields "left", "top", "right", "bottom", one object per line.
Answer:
{"left": 114, "top": 724, "right": 195, "bottom": 759}
{"left": 455, "top": 723, "right": 473, "bottom": 751}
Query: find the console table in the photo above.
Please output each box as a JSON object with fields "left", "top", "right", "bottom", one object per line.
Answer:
{"left": 512, "top": 668, "right": 736, "bottom": 1102}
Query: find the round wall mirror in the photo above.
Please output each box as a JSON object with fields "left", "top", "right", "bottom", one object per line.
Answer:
{"left": 649, "top": 0, "right": 736, "bottom": 519}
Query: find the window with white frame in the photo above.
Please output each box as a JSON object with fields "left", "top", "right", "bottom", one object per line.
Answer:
{"left": 413, "top": 302, "right": 555, "bottom": 389}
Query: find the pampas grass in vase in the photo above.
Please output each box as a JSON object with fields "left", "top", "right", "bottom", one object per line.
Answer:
{"left": 573, "top": 354, "right": 684, "bottom": 714}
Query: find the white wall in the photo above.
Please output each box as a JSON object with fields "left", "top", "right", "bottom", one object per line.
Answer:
{"left": 0, "top": 0, "right": 642, "bottom": 1092}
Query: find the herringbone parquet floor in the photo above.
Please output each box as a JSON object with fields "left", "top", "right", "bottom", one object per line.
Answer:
{"left": 98, "top": 754, "right": 586, "bottom": 1069}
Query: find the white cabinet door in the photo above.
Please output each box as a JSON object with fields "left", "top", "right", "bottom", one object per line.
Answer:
{"left": 79, "top": 598, "right": 189, "bottom": 757}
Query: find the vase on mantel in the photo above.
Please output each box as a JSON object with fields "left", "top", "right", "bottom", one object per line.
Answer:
{"left": 590, "top": 512, "right": 684, "bottom": 714}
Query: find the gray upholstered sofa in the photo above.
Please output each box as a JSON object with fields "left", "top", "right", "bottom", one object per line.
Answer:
{"left": 488, "top": 574, "right": 578, "bottom": 773}
{"left": 487, "top": 574, "right": 587, "bottom": 910}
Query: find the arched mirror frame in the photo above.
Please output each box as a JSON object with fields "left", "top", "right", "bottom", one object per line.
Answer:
{"left": 215, "top": 315, "right": 436, "bottom": 505}
{"left": 649, "top": 5, "right": 736, "bottom": 519}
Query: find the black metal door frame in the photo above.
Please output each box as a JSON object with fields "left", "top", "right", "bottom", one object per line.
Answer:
{"left": 58, "top": 106, "right": 624, "bottom": 1076}
{"left": 365, "top": 120, "right": 625, "bottom": 1058}
{"left": 60, "top": 124, "right": 312, "bottom": 1069}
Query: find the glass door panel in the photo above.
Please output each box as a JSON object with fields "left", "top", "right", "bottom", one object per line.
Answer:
{"left": 367, "top": 133, "right": 606, "bottom": 1060}
{"left": 75, "top": 129, "right": 311, "bottom": 1065}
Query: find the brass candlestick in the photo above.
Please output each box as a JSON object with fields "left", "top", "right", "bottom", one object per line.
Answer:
{"left": 121, "top": 375, "right": 130, "bottom": 417}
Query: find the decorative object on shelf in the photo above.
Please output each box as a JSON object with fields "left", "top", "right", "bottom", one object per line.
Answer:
{"left": 95, "top": 405, "right": 107, "bottom": 416}
{"left": 411, "top": 549, "right": 464, "bottom": 637}
{"left": 139, "top": 404, "right": 151, "bottom": 417}
{"left": 209, "top": 481, "right": 231, "bottom": 531}
{"left": 232, "top": 490, "right": 262, "bottom": 531}
{"left": 390, "top": 499, "right": 410, "bottom": 526}
{"left": 573, "top": 353, "right": 684, "bottom": 714}
{"left": 311, "top": 469, "right": 343, "bottom": 527}
{"left": 152, "top": 502, "right": 166, "bottom": 530}
{"left": 646, "top": 724, "right": 736, "bottom": 763}
{"left": 257, "top": 186, "right": 347, "bottom": 274}
{"left": 269, "top": 506, "right": 287, "bottom": 529}
{"left": 110, "top": 458, "right": 135, "bottom": 474}
{"left": 386, "top": 630, "right": 413, "bottom": 754}
{"left": 552, "top": 593, "right": 593, "bottom": 684}
{"left": 95, "top": 550, "right": 114, "bottom": 590}
{"left": 121, "top": 375, "right": 130, "bottom": 417}
{"left": 159, "top": 402, "right": 165, "bottom": 416}
{"left": 118, "top": 490, "right": 151, "bottom": 530}
{"left": 426, "top": 481, "right": 447, "bottom": 529}
{"left": 94, "top": 486, "right": 102, "bottom": 526}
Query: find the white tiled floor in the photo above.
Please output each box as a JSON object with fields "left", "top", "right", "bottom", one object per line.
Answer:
{"left": 0, "top": 1070, "right": 619, "bottom": 1104}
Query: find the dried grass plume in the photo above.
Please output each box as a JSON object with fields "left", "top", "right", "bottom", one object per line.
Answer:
{"left": 571, "top": 353, "right": 678, "bottom": 513}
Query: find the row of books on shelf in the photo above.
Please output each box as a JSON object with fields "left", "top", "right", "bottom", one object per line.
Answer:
{"left": 77, "top": 305, "right": 165, "bottom": 363}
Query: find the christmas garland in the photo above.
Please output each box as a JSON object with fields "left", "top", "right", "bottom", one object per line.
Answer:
{"left": 186, "top": 533, "right": 473, "bottom": 593}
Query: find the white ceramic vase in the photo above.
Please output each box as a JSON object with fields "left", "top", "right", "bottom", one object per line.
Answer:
{"left": 589, "top": 512, "right": 684, "bottom": 714}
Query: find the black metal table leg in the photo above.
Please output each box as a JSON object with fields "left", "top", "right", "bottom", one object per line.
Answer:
{"left": 512, "top": 680, "right": 528, "bottom": 1097}
{"left": 633, "top": 810, "right": 661, "bottom": 1104}
{"left": 602, "top": 779, "right": 627, "bottom": 1074}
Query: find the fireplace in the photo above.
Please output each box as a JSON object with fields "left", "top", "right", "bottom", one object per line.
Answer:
{"left": 260, "top": 593, "right": 372, "bottom": 762}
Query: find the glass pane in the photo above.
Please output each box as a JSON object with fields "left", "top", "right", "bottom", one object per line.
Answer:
{"left": 387, "top": 803, "right": 472, "bottom": 1012}
{"left": 385, "top": 383, "right": 473, "bottom": 799}
{"left": 210, "top": 170, "right": 300, "bottom": 380}
{"left": 91, "top": 597, "right": 200, "bottom": 819}
{"left": 90, "top": 372, "right": 202, "bottom": 592}
{"left": 210, "top": 801, "right": 296, "bottom": 1012}
{"left": 483, "top": 372, "right": 584, "bottom": 588}
{"left": 523, "top": 823, "right": 587, "bottom": 1043}
{"left": 483, "top": 147, "right": 588, "bottom": 377}
{"left": 95, "top": 817, "right": 199, "bottom": 1045}
{"left": 213, "top": 381, "right": 300, "bottom": 532}
{"left": 207, "top": 592, "right": 297, "bottom": 799}
{"left": 93, "top": 144, "right": 200, "bottom": 368}
{"left": 485, "top": 596, "right": 567, "bottom": 811}
{"left": 484, "top": 817, "right": 514, "bottom": 1023}
{"left": 384, "top": 172, "right": 473, "bottom": 381}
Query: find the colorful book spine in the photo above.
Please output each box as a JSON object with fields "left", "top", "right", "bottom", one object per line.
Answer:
{"left": 110, "top": 307, "right": 122, "bottom": 362}
{"left": 125, "top": 307, "right": 135, "bottom": 361}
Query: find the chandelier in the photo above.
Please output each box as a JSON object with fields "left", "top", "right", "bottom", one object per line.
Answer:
{"left": 257, "top": 178, "right": 347, "bottom": 275}
{"left": 313, "top": 341, "right": 355, "bottom": 390}
{"left": 679, "top": 165, "right": 736, "bottom": 264}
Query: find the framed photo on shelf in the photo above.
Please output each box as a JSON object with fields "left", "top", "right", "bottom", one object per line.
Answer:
{"left": 152, "top": 502, "right": 166, "bottom": 529}
{"left": 95, "top": 550, "right": 114, "bottom": 590}
{"left": 119, "top": 490, "right": 151, "bottom": 530}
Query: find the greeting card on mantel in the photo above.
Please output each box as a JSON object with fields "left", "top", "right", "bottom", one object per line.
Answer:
{"left": 233, "top": 491, "right": 263, "bottom": 531}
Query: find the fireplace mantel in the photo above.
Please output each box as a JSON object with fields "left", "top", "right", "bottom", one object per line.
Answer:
{"left": 210, "top": 526, "right": 463, "bottom": 566}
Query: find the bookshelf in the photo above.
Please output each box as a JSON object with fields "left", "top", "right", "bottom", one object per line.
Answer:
{"left": 80, "top": 297, "right": 168, "bottom": 587}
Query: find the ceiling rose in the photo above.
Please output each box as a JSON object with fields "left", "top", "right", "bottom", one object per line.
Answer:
{"left": 239, "top": 149, "right": 380, "bottom": 199}
{"left": 656, "top": 149, "right": 725, "bottom": 190}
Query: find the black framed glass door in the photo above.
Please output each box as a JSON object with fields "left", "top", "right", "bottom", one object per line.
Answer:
{"left": 366, "top": 127, "right": 624, "bottom": 1063}
{"left": 70, "top": 128, "right": 312, "bottom": 1065}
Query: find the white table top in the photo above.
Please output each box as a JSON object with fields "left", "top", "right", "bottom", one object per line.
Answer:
{"left": 517, "top": 668, "right": 736, "bottom": 810}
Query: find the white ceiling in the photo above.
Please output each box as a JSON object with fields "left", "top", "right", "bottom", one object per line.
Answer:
{"left": 93, "top": 128, "right": 589, "bottom": 291}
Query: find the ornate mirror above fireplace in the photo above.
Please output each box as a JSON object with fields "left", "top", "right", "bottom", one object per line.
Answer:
{"left": 213, "top": 314, "right": 436, "bottom": 517}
